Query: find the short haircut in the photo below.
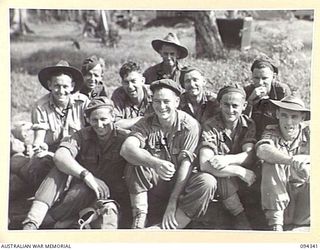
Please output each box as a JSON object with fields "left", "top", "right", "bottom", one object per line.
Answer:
{"left": 251, "top": 60, "right": 275, "bottom": 73}
{"left": 119, "top": 61, "right": 142, "bottom": 79}
{"left": 81, "top": 55, "right": 105, "bottom": 75}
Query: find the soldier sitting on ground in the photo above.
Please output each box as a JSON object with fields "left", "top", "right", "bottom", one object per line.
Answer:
{"left": 179, "top": 66, "right": 220, "bottom": 124}
{"left": 9, "top": 61, "right": 89, "bottom": 200}
{"left": 256, "top": 95, "right": 310, "bottom": 231}
{"left": 244, "top": 54, "right": 291, "bottom": 139}
{"left": 111, "top": 61, "right": 153, "bottom": 130}
{"left": 22, "top": 97, "right": 131, "bottom": 230}
{"left": 172, "top": 84, "right": 257, "bottom": 230}
{"left": 143, "top": 32, "right": 188, "bottom": 85}
{"left": 120, "top": 79, "right": 200, "bottom": 229}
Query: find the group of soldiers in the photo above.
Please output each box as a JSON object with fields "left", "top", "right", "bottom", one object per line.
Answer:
{"left": 9, "top": 32, "right": 310, "bottom": 231}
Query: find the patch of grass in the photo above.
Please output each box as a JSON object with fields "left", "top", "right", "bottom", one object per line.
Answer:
{"left": 10, "top": 18, "right": 312, "bottom": 124}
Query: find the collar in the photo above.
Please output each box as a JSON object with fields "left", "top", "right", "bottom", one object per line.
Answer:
{"left": 278, "top": 124, "right": 309, "bottom": 151}
{"left": 49, "top": 94, "right": 75, "bottom": 117}
{"left": 123, "top": 85, "right": 152, "bottom": 106}
{"left": 156, "top": 62, "right": 182, "bottom": 77}
{"left": 82, "top": 125, "right": 118, "bottom": 142}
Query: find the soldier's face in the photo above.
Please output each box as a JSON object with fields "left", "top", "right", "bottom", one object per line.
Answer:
{"left": 48, "top": 74, "right": 74, "bottom": 104}
{"left": 220, "top": 92, "right": 247, "bottom": 125}
{"left": 89, "top": 107, "right": 114, "bottom": 139}
{"left": 183, "top": 70, "right": 206, "bottom": 96}
{"left": 276, "top": 108, "right": 305, "bottom": 140}
{"left": 159, "top": 45, "right": 179, "bottom": 67}
{"left": 83, "top": 64, "right": 103, "bottom": 89}
{"left": 152, "top": 88, "right": 180, "bottom": 121}
{"left": 252, "top": 67, "right": 275, "bottom": 94}
{"left": 122, "top": 71, "right": 145, "bottom": 100}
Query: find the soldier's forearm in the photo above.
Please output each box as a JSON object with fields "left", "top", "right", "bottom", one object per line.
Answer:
{"left": 169, "top": 159, "right": 192, "bottom": 201}
{"left": 114, "top": 117, "right": 143, "bottom": 130}
{"left": 256, "top": 143, "right": 292, "bottom": 165}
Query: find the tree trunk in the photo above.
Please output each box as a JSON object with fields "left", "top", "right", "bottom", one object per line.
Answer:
{"left": 192, "top": 11, "right": 225, "bottom": 59}
{"left": 10, "top": 9, "right": 34, "bottom": 36}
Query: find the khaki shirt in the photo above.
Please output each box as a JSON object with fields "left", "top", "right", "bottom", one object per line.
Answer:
{"left": 32, "top": 93, "right": 89, "bottom": 152}
{"left": 244, "top": 81, "right": 291, "bottom": 139}
{"left": 111, "top": 85, "right": 153, "bottom": 121}
{"left": 130, "top": 110, "right": 200, "bottom": 168}
{"left": 200, "top": 112, "right": 257, "bottom": 155}
{"left": 179, "top": 91, "right": 220, "bottom": 124}
{"left": 143, "top": 62, "right": 183, "bottom": 85}
{"left": 256, "top": 123, "right": 310, "bottom": 185}
{"left": 59, "top": 126, "right": 127, "bottom": 193}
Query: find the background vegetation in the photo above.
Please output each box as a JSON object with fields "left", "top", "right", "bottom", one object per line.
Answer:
{"left": 10, "top": 11, "right": 313, "bottom": 124}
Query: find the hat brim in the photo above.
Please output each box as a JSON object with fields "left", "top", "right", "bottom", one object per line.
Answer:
{"left": 152, "top": 40, "right": 189, "bottom": 59}
{"left": 270, "top": 99, "right": 310, "bottom": 120}
{"left": 38, "top": 66, "right": 84, "bottom": 93}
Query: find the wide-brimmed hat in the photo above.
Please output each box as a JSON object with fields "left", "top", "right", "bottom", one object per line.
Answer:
{"left": 150, "top": 79, "right": 182, "bottom": 96}
{"left": 152, "top": 32, "right": 189, "bottom": 59}
{"left": 250, "top": 54, "right": 279, "bottom": 74}
{"left": 270, "top": 96, "right": 310, "bottom": 120}
{"left": 38, "top": 60, "right": 84, "bottom": 93}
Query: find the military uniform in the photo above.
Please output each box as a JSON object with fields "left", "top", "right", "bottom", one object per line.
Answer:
{"left": 256, "top": 123, "right": 310, "bottom": 227}
{"left": 80, "top": 83, "right": 107, "bottom": 100}
{"left": 143, "top": 62, "right": 183, "bottom": 85}
{"left": 32, "top": 126, "right": 131, "bottom": 228}
{"left": 125, "top": 110, "right": 200, "bottom": 223}
{"left": 179, "top": 112, "right": 256, "bottom": 219}
{"left": 111, "top": 85, "right": 153, "bottom": 121}
{"left": 11, "top": 93, "right": 89, "bottom": 195}
{"left": 244, "top": 81, "right": 291, "bottom": 139}
{"left": 179, "top": 91, "right": 220, "bottom": 124}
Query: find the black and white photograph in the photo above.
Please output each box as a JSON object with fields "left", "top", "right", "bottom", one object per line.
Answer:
{"left": 8, "top": 8, "right": 313, "bottom": 233}
{"left": 3, "top": 1, "right": 319, "bottom": 248}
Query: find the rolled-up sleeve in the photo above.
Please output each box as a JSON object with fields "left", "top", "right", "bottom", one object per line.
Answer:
{"left": 59, "top": 132, "right": 81, "bottom": 158}
{"left": 199, "top": 124, "right": 219, "bottom": 154}
{"left": 128, "top": 119, "right": 149, "bottom": 149}
{"left": 177, "top": 122, "right": 200, "bottom": 163}
{"left": 255, "top": 126, "right": 277, "bottom": 150}
{"left": 32, "top": 105, "right": 50, "bottom": 131}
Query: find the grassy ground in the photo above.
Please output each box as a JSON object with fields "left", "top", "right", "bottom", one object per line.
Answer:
{"left": 10, "top": 18, "right": 313, "bottom": 124}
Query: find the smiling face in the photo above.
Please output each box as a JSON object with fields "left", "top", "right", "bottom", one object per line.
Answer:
{"left": 276, "top": 108, "right": 305, "bottom": 140}
{"left": 152, "top": 88, "right": 180, "bottom": 121}
{"left": 183, "top": 70, "right": 206, "bottom": 97}
{"left": 89, "top": 107, "right": 114, "bottom": 139}
{"left": 159, "top": 44, "right": 179, "bottom": 67}
{"left": 220, "top": 92, "right": 247, "bottom": 125}
{"left": 83, "top": 64, "right": 103, "bottom": 90}
{"left": 252, "top": 67, "right": 275, "bottom": 94}
{"left": 121, "top": 71, "right": 145, "bottom": 101}
{"left": 48, "top": 74, "right": 75, "bottom": 105}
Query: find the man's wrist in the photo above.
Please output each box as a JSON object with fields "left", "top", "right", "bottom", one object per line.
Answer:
{"left": 288, "top": 156, "right": 294, "bottom": 165}
{"left": 79, "top": 170, "right": 91, "bottom": 180}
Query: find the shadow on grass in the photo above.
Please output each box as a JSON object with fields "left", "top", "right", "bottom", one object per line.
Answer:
{"left": 11, "top": 48, "right": 90, "bottom": 75}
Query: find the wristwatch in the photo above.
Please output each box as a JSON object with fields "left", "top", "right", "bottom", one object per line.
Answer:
{"left": 79, "top": 170, "right": 90, "bottom": 180}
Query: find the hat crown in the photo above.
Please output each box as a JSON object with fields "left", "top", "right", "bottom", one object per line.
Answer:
{"left": 162, "top": 32, "right": 181, "bottom": 45}
{"left": 55, "top": 60, "right": 70, "bottom": 67}
{"left": 87, "top": 96, "right": 114, "bottom": 109}
{"left": 280, "top": 96, "right": 306, "bottom": 108}
{"left": 150, "top": 78, "right": 182, "bottom": 95}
